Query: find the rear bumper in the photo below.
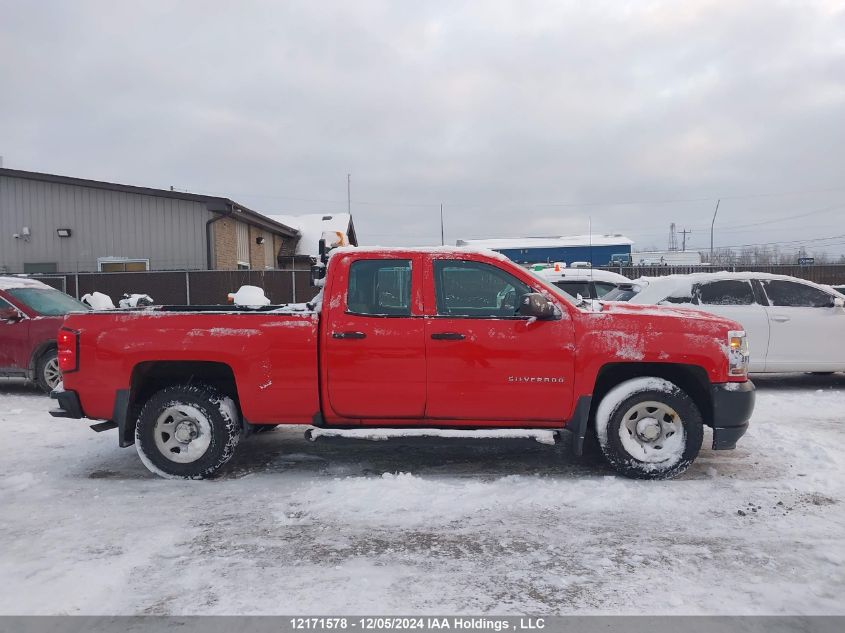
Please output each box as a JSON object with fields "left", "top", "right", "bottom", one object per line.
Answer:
{"left": 710, "top": 380, "right": 755, "bottom": 450}
{"left": 50, "top": 389, "right": 83, "bottom": 419}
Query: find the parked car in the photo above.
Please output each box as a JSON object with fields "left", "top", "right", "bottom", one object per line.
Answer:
{"left": 614, "top": 272, "right": 845, "bottom": 373}
{"left": 534, "top": 266, "right": 630, "bottom": 300}
{"left": 53, "top": 247, "right": 755, "bottom": 481}
{"left": 0, "top": 277, "right": 89, "bottom": 391}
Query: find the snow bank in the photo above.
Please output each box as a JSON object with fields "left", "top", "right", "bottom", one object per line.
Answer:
{"left": 118, "top": 293, "right": 154, "bottom": 308}
{"left": 80, "top": 291, "right": 116, "bottom": 310}
{"left": 228, "top": 285, "right": 271, "bottom": 308}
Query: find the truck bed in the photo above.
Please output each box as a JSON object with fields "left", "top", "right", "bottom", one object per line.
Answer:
{"left": 62, "top": 308, "right": 321, "bottom": 424}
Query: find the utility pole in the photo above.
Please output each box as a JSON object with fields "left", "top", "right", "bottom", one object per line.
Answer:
{"left": 347, "top": 174, "right": 351, "bottom": 216}
{"left": 710, "top": 199, "right": 720, "bottom": 262}
{"left": 680, "top": 228, "right": 691, "bottom": 251}
{"left": 440, "top": 204, "right": 445, "bottom": 246}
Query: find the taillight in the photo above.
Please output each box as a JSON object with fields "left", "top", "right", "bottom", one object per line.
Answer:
{"left": 57, "top": 328, "right": 79, "bottom": 373}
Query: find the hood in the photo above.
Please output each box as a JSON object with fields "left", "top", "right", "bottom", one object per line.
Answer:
{"left": 595, "top": 300, "right": 744, "bottom": 330}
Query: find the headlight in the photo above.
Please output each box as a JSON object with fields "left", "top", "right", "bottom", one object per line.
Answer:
{"left": 727, "top": 330, "right": 749, "bottom": 377}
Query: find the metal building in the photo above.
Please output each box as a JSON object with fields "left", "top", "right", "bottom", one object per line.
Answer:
{"left": 0, "top": 168, "right": 299, "bottom": 273}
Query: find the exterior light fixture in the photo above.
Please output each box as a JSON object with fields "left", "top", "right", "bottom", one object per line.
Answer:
{"left": 256, "top": 236, "right": 265, "bottom": 245}
{"left": 57, "top": 228, "right": 72, "bottom": 238}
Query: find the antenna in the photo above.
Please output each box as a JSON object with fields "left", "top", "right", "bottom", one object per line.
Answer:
{"left": 440, "top": 203, "right": 445, "bottom": 246}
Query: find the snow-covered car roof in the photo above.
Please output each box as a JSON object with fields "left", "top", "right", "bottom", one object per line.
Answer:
{"left": 0, "top": 276, "right": 53, "bottom": 291}
{"left": 626, "top": 271, "right": 840, "bottom": 304}
{"left": 534, "top": 268, "right": 630, "bottom": 285}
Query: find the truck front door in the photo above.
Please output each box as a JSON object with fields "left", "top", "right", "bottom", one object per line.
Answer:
{"left": 323, "top": 255, "right": 427, "bottom": 419}
{"left": 0, "top": 296, "right": 30, "bottom": 371}
{"left": 423, "top": 258, "right": 574, "bottom": 424}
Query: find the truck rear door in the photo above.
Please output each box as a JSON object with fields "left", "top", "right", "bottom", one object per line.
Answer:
{"left": 423, "top": 257, "right": 574, "bottom": 424}
{"left": 323, "top": 253, "right": 427, "bottom": 419}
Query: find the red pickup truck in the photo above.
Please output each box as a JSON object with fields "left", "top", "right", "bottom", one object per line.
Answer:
{"left": 52, "top": 247, "right": 755, "bottom": 480}
{"left": 1, "top": 277, "right": 89, "bottom": 391}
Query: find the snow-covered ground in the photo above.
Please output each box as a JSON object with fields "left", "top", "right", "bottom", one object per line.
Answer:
{"left": 1, "top": 374, "right": 844, "bottom": 615}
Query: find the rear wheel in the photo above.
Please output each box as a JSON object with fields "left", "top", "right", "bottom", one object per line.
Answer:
{"left": 595, "top": 377, "right": 703, "bottom": 480}
{"left": 135, "top": 384, "right": 241, "bottom": 479}
{"left": 35, "top": 348, "right": 61, "bottom": 393}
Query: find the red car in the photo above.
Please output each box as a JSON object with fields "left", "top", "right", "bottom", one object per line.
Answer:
{"left": 53, "top": 247, "right": 755, "bottom": 480}
{"left": 0, "top": 277, "right": 89, "bottom": 392}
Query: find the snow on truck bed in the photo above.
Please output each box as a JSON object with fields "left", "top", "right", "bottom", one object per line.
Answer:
{"left": 1, "top": 375, "right": 845, "bottom": 615}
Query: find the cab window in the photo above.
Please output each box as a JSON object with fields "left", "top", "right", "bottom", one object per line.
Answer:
{"left": 695, "top": 280, "right": 755, "bottom": 305}
{"left": 761, "top": 280, "right": 833, "bottom": 308}
{"left": 347, "top": 259, "right": 412, "bottom": 316}
{"left": 433, "top": 260, "right": 532, "bottom": 318}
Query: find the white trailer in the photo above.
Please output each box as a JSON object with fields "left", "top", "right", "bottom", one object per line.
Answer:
{"left": 632, "top": 250, "right": 703, "bottom": 266}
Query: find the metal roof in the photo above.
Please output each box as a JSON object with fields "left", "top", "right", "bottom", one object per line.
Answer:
{"left": 0, "top": 167, "right": 299, "bottom": 237}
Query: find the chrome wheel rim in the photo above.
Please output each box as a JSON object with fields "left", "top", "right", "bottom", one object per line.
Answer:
{"left": 153, "top": 405, "right": 212, "bottom": 463}
{"left": 618, "top": 400, "right": 685, "bottom": 463}
{"left": 44, "top": 357, "right": 62, "bottom": 390}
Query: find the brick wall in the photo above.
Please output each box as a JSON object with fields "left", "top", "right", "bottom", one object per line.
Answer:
{"left": 214, "top": 219, "right": 291, "bottom": 270}
{"left": 212, "top": 217, "right": 238, "bottom": 269}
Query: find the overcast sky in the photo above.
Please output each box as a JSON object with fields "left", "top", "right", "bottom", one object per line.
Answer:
{"left": 2, "top": 1, "right": 844, "bottom": 257}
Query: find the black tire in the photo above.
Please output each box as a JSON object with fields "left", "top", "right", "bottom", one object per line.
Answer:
{"left": 135, "top": 384, "right": 241, "bottom": 479}
{"left": 595, "top": 377, "right": 703, "bottom": 480}
{"left": 35, "top": 348, "right": 61, "bottom": 393}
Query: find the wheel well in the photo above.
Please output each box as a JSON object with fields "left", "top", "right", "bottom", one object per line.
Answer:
{"left": 590, "top": 363, "right": 713, "bottom": 427}
{"left": 129, "top": 361, "right": 240, "bottom": 419}
{"left": 29, "top": 341, "right": 57, "bottom": 372}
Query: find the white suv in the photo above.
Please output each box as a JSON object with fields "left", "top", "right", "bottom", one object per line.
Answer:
{"left": 534, "top": 267, "right": 630, "bottom": 300}
{"left": 617, "top": 272, "right": 845, "bottom": 373}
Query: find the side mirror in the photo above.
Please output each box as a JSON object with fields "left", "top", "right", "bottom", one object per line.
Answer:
{"left": 834, "top": 297, "right": 844, "bottom": 308}
{"left": 0, "top": 307, "right": 23, "bottom": 323}
{"left": 310, "top": 263, "right": 326, "bottom": 287}
{"left": 519, "top": 293, "right": 557, "bottom": 319}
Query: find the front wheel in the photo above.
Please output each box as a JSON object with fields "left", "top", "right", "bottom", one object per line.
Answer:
{"left": 35, "top": 348, "right": 62, "bottom": 393}
{"left": 595, "top": 377, "right": 703, "bottom": 480}
{"left": 135, "top": 384, "right": 241, "bottom": 479}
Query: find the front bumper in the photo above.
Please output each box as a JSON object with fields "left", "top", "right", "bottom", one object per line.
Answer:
{"left": 710, "top": 380, "right": 755, "bottom": 450}
{"left": 50, "top": 388, "right": 83, "bottom": 419}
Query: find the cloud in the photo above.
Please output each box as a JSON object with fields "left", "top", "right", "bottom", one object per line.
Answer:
{"left": 1, "top": 0, "right": 844, "bottom": 257}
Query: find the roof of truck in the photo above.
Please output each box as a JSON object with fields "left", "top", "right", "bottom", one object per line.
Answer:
{"left": 534, "top": 268, "right": 630, "bottom": 284}
{"left": 0, "top": 276, "right": 52, "bottom": 291}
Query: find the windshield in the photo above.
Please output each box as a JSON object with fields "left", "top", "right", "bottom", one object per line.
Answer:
{"left": 7, "top": 287, "right": 90, "bottom": 316}
{"left": 603, "top": 285, "right": 641, "bottom": 302}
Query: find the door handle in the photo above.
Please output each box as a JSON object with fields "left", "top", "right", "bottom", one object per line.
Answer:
{"left": 431, "top": 332, "right": 465, "bottom": 340}
{"left": 771, "top": 315, "right": 790, "bottom": 323}
{"left": 332, "top": 331, "right": 366, "bottom": 339}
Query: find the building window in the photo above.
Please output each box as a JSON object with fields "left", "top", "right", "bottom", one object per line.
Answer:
{"left": 98, "top": 258, "right": 150, "bottom": 272}
{"left": 236, "top": 222, "right": 250, "bottom": 269}
{"left": 23, "top": 262, "right": 58, "bottom": 274}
